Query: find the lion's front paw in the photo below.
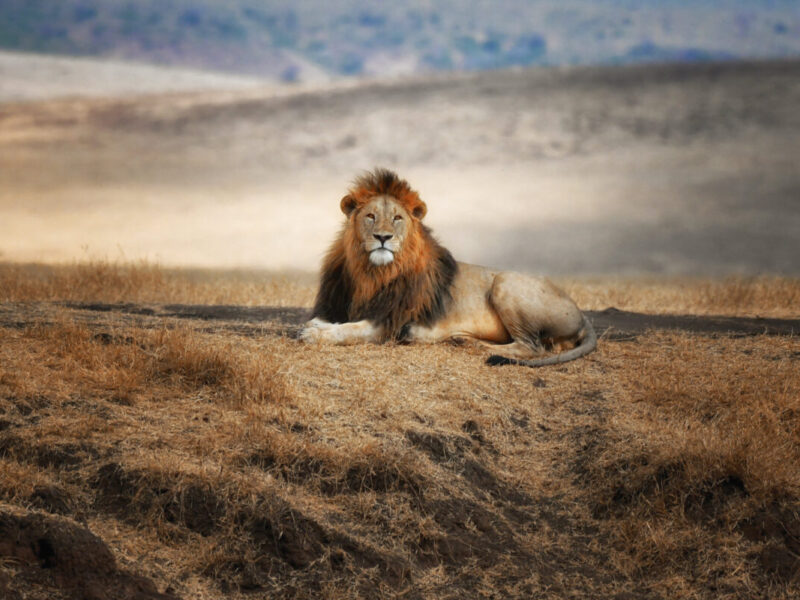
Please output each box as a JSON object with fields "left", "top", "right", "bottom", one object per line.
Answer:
{"left": 299, "top": 327, "right": 320, "bottom": 343}
{"left": 299, "top": 318, "right": 334, "bottom": 344}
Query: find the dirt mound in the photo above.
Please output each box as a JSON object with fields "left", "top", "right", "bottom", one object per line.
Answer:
{"left": 0, "top": 504, "right": 176, "bottom": 600}
{"left": 741, "top": 503, "right": 800, "bottom": 584}
{"left": 86, "top": 448, "right": 544, "bottom": 595}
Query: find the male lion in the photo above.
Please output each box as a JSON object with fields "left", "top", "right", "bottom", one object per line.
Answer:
{"left": 300, "top": 169, "right": 596, "bottom": 367}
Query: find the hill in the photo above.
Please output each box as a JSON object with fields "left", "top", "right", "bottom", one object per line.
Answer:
{"left": 0, "top": 0, "right": 798, "bottom": 81}
{"left": 0, "top": 50, "right": 270, "bottom": 102}
{"left": 1, "top": 60, "right": 799, "bottom": 275}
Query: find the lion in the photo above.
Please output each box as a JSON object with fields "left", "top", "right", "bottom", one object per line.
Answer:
{"left": 300, "top": 168, "right": 596, "bottom": 367}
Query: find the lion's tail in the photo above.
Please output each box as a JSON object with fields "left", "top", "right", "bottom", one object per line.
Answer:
{"left": 486, "top": 313, "right": 597, "bottom": 368}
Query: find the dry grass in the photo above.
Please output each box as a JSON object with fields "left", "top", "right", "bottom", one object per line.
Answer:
{"left": 578, "top": 333, "right": 800, "bottom": 597}
{"left": 0, "top": 320, "right": 287, "bottom": 409}
{"left": 0, "top": 261, "right": 317, "bottom": 307}
{"left": 2, "top": 261, "right": 800, "bottom": 318}
{"left": 1, "top": 261, "right": 799, "bottom": 599}
{"left": 559, "top": 276, "right": 800, "bottom": 319}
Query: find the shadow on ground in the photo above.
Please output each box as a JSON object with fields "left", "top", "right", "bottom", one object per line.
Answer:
{"left": 56, "top": 303, "right": 800, "bottom": 340}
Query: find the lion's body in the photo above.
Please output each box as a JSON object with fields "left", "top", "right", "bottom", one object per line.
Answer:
{"left": 301, "top": 169, "right": 596, "bottom": 367}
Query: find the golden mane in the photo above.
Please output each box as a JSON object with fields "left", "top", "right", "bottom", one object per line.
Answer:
{"left": 342, "top": 168, "right": 427, "bottom": 220}
{"left": 312, "top": 169, "right": 457, "bottom": 341}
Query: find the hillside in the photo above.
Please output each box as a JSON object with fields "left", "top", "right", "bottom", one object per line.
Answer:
{"left": 0, "top": 263, "right": 798, "bottom": 599}
{"left": 1, "top": 60, "right": 799, "bottom": 275}
{"left": 0, "top": 0, "right": 798, "bottom": 81}
{"left": 0, "top": 50, "right": 270, "bottom": 102}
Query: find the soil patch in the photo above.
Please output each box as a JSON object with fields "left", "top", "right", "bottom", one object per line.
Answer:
{"left": 589, "top": 307, "right": 800, "bottom": 339}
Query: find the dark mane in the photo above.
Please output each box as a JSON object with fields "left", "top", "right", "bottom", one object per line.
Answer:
{"left": 312, "top": 248, "right": 352, "bottom": 324}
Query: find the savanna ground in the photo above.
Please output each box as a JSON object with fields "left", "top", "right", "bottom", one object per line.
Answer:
{"left": 1, "top": 261, "right": 798, "bottom": 600}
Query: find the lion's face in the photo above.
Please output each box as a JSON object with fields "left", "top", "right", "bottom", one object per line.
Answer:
{"left": 354, "top": 196, "right": 412, "bottom": 266}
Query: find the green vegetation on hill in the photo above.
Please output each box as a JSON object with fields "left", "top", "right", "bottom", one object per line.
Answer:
{"left": 0, "top": 0, "right": 798, "bottom": 81}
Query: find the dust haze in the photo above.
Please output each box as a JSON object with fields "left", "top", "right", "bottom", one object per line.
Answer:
{"left": 2, "top": 57, "right": 799, "bottom": 276}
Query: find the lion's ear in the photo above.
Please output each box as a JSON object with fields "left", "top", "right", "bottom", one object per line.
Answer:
{"left": 340, "top": 195, "right": 358, "bottom": 216}
{"left": 412, "top": 201, "right": 427, "bottom": 220}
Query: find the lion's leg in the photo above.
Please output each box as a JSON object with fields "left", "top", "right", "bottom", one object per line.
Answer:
{"left": 300, "top": 318, "right": 383, "bottom": 345}
{"left": 410, "top": 322, "right": 544, "bottom": 358}
{"left": 406, "top": 323, "right": 486, "bottom": 345}
{"left": 485, "top": 272, "right": 583, "bottom": 359}
{"left": 404, "top": 323, "right": 445, "bottom": 344}
{"left": 406, "top": 325, "right": 522, "bottom": 359}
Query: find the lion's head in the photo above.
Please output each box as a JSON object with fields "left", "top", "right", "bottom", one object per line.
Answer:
{"left": 340, "top": 169, "right": 427, "bottom": 268}
{"left": 312, "top": 169, "right": 457, "bottom": 340}
{"left": 344, "top": 195, "right": 415, "bottom": 267}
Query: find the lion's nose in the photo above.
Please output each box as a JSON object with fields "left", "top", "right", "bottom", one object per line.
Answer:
{"left": 374, "top": 234, "right": 393, "bottom": 244}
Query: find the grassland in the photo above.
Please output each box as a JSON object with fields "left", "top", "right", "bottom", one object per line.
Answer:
{"left": 1, "top": 261, "right": 798, "bottom": 599}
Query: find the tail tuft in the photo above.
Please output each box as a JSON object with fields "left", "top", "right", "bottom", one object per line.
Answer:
{"left": 486, "top": 354, "right": 516, "bottom": 366}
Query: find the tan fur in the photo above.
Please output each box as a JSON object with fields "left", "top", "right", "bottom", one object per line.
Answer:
{"left": 409, "top": 266, "right": 589, "bottom": 360}
{"left": 302, "top": 170, "right": 596, "bottom": 367}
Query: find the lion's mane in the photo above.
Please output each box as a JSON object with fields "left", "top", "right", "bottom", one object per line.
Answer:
{"left": 312, "top": 169, "right": 458, "bottom": 341}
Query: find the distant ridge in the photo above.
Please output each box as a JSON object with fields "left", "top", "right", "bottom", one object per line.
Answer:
{"left": 0, "top": 50, "right": 269, "bottom": 103}
{"left": 0, "top": 0, "right": 798, "bottom": 82}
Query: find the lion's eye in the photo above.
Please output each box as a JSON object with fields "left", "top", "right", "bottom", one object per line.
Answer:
{"left": 393, "top": 215, "right": 403, "bottom": 221}
{"left": 365, "top": 213, "right": 375, "bottom": 220}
